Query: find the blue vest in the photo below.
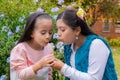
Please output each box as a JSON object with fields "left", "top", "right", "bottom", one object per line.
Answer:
{"left": 64, "top": 35, "right": 118, "bottom": 80}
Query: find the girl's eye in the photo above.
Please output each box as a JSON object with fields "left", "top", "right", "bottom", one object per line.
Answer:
{"left": 49, "top": 31, "right": 52, "bottom": 35}
{"left": 40, "top": 31, "right": 46, "bottom": 35}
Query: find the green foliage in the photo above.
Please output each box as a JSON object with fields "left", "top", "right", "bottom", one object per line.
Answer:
{"left": 0, "top": 0, "right": 120, "bottom": 79}
{"left": 97, "top": 0, "right": 120, "bottom": 20}
{"left": 53, "top": 52, "right": 65, "bottom": 80}
{"left": 0, "top": 0, "right": 66, "bottom": 79}
{"left": 0, "top": 0, "right": 60, "bottom": 79}
{"left": 108, "top": 39, "right": 120, "bottom": 47}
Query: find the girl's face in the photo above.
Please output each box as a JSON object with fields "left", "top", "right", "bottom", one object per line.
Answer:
{"left": 56, "top": 19, "right": 79, "bottom": 44}
{"left": 31, "top": 19, "right": 53, "bottom": 47}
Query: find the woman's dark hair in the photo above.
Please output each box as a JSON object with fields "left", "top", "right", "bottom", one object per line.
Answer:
{"left": 57, "top": 9, "right": 96, "bottom": 36}
{"left": 17, "top": 12, "right": 52, "bottom": 44}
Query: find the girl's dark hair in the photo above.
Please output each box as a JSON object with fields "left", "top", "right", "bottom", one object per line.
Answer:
{"left": 57, "top": 9, "right": 96, "bottom": 36}
{"left": 18, "top": 12, "right": 52, "bottom": 44}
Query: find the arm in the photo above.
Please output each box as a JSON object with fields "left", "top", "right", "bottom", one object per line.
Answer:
{"left": 53, "top": 39, "right": 110, "bottom": 80}
{"left": 10, "top": 46, "right": 36, "bottom": 79}
{"left": 10, "top": 45, "right": 55, "bottom": 79}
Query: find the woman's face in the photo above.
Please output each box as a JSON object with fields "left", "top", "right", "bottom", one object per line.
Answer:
{"left": 31, "top": 19, "right": 53, "bottom": 47}
{"left": 56, "top": 19, "right": 78, "bottom": 44}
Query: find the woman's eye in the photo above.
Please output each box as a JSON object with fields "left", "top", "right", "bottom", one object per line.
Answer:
{"left": 61, "top": 29, "right": 65, "bottom": 32}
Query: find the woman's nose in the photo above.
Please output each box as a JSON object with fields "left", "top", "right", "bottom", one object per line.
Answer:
{"left": 57, "top": 31, "right": 61, "bottom": 37}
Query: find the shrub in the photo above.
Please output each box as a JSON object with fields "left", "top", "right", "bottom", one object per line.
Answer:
{"left": 108, "top": 39, "right": 120, "bottom": 46}
{"left": 0, "top": 0, "right": 79, "bottom": 79}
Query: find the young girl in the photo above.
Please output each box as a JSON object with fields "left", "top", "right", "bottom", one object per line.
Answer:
{"left": 10, "top": 12, "right": 55, "bottom": 80}
{"left": 52, "top": 9, "right": 118, "bottom": 80}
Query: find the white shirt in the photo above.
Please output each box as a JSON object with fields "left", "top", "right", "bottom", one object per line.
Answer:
{"left": 10, "top": 67, "right": 49, "bottom": 80}
{"left": 60, "top": 39, "right": 110, "bottom": 80}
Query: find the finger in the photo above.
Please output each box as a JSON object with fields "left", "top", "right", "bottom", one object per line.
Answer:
{"left": 49, "top": 62, "right": 54, "bottom": 67}
{"left": 46, "top": 63, "right": 54, "bottom": 67}
{"left": 47, "top": 59, "right": 55, "bottom": 64}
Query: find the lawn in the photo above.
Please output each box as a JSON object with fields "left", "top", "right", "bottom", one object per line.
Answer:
{"left": 111, "top": 46, "right": 120, "bottom": 79}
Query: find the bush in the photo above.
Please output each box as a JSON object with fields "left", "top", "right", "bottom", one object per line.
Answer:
{"left": 108, "top": 39, "right": 120, "bottom": 46}
{"left": 0, "top": 0, "right": 80, "bottom": 80}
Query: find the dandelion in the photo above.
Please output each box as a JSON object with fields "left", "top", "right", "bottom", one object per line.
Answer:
{"left": 49, "top": 43, "right": 55, "bottom": 49}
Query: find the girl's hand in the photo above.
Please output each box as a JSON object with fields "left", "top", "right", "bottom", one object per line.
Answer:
{"left": 33, "top": 54, "right": 55, "bottom": 73}
{"left": 39, "top": 54, "right": 55, "bottom": 67}
{"left": 52, "top": 59, "right": 64, "bottom": 70}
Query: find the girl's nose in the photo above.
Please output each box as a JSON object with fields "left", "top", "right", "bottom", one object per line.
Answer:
{"left": 46, "top": 33, "right": 51, "bottom": 39}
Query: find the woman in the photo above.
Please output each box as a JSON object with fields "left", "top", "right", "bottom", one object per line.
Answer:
{"left": 52, "top": 9, "right": 118, "bottom": 80}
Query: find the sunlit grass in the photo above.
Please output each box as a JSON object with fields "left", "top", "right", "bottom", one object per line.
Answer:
{"left": 111, "top": 46, "right": 120, "bottom": 79}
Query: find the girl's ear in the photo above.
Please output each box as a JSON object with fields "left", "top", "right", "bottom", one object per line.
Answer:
{"left": 30, "top": 32, "right": 34, "bottom": 38}
{"left": 75, "top": 27, "right": 81, "bottom": 36}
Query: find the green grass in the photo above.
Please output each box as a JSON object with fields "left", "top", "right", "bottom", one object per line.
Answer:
{"left": 111, "top": 46, "right": 120, "bottom": 79}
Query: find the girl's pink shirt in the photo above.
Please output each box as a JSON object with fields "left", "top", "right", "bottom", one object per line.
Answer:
{"left": 10, "top": 42, "right": 53, "bottom": 79}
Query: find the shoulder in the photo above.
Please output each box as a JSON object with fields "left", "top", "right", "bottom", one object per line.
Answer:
{"left": 91, "top": 39, "right": 108, "bottom": 48}
{"left": 10, "top": 42, "right": 27, "bottom": 55}
{"left": 87, "top": 35, "right": 109, "bottom": 46}
{"left": 10, "top": 42, "right": 28, "bottom": 62}
{"left": 90, "top": 39, "right": 110, "bottom": 56}
{"left": 14, "top": 42, "right": 26, "bottom": 48}
{"left": 92, "top": 38, "right": 104, "bottom": 44}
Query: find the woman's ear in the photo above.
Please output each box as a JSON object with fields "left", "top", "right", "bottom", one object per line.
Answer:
{"left": 31, "top": 34, "right": 33, "bottom": 38}
{"left": 75, "top": 27, "right": 81, "bottom": 36}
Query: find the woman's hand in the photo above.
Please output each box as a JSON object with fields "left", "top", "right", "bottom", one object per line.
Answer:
{"left": 52, "top": 59, "right": 65, "bottom": 70}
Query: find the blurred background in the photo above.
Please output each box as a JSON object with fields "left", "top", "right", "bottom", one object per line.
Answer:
{"left": 0, "top": 0, "right": 120, "bottom": 80}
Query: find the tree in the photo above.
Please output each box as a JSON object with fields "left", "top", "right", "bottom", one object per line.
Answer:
{"left": 97, "top": 0, "right": 120, "bottom": 21}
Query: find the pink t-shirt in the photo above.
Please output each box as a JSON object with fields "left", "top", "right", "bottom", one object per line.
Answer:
{"left": 10, "top": 42, "right": 53, "bottom": 80}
